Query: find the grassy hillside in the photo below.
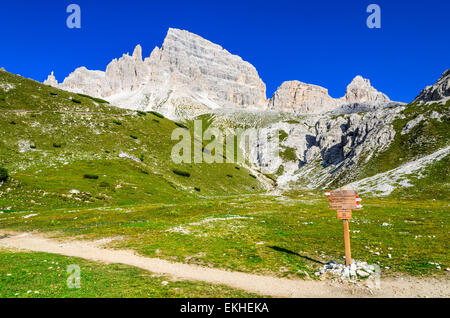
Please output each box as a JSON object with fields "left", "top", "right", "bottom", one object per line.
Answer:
{"left": 0, "top": 71, "right": 264, "bottom": 212}
{"left": 353, "top": 100, "right": 450, "bottom": 198}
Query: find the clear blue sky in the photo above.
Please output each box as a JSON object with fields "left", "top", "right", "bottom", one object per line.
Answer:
{"left": 1, "top": 0, "right": 449, "bottom": 102}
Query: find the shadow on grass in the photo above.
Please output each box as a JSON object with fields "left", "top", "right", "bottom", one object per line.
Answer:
{"left": 268, "top": 246, "right": 326, "bottom": 265}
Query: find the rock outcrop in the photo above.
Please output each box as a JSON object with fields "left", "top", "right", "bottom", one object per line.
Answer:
{"left": 414, "top": 69, "right": 450, "bottom": 103}
{"left": 267, "top": 81, "right": 339, "bottom": 113}
{"left": 340, "top": 75, "right": 390, "bottom": 105}
{"left": 43, "top": 71, "right": 58, "bottom": 87}
{"left": 268, "top": 75, "right": 394, "bottom": 114}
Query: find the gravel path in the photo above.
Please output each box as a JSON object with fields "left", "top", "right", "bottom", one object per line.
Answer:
{"left": 0, "top": 231, "right": 448, "bottom": 298}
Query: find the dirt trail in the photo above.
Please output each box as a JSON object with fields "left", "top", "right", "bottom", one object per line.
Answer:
{"left": 0, "top": 231, "right": 448, "bottom": 298}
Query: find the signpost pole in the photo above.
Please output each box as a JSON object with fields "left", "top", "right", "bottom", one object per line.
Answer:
{"left": 340, "top": 187, "right": 352, "bottom": 266}
{"left": 343, "top": 218, "right": 352, "bottom": 266}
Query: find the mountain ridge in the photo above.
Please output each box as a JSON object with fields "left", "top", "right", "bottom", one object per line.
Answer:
{"left": 44, "top": 28, "right": 398, "bottom": 118}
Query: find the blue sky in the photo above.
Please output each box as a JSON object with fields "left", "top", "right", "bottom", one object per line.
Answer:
{"left": 1, "top": 0, "right": 449, "bottom": 102}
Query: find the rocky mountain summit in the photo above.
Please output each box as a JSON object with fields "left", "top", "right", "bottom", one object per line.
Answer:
{"left": 414, "top": 69, "right": 450, "bottom": 103}
{"left": 267, "top": 75, "right": 396, "bottom": 114}
{"left": 44, "top": 28, "right": 398, "bottom": 119}
{"left": 45, "top": 28, "right": 267, "bottom": 118}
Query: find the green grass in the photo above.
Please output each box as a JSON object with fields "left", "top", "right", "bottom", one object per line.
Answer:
{"left": 0, "top": 250, "right": 259, "bottom": 298}
{"left": 0, "top": 69, "right": 448, "bottom": 298}
{"left": 0, "top": 195, "right": 447, "bottom": 278}
{"left": 0, "top": 71, "right": 264, "bottom": 211}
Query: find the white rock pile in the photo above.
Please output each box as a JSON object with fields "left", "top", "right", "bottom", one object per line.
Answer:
{"left": 315, "top": 260, "right": 378, "bottom": 281}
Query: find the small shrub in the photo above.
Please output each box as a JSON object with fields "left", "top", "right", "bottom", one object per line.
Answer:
{"left": 227, "top": 174, "right": 233, "bottom": 178}
{"left": 77, "top": 93, "right": 109, "bottom": 104}
{"left": 130, "top": 134, "right": 138, "bottom": 140}
{"left": 152, "top": 119, "right": 160, "bottom": 123}
{"left": 50, "top": 92, "right": 58, "bottom": 96}
{"left": 175, "top": 122, "right": 188, "bottom": 129}
{"left": 249, "top": 174, "right": 257, "bottom": 179}
{"left": 9, "top": 121, "right": 16, "bottom": 125}
{"left": 136, "top": 110, "right": 147, "bottom": 116}
{"left": 83, "top": 174, "right": 99, "bottom": 180}
{"left": 172, "top": 169, "right": 191, "bottom": 178}
{"left": 53, "top": 143, "right": 62, "bottom": 148}
{"left": 71, "top": 98, "right": 82, "bottom": 104}
{"left": 194, "top": 187, "right": 201, "bottom": 192}
{"left": 140, "top": 169, "right": 149, "bottom": 175}
{"left": 99, "top": 181, "right": 110, "bottom": 188}
{"left": 113, "top": 120, "right": 122, "bottom": 125}
{"left": 105, "top": 150, "right": 110, "bottom": 153}
{"left": 150, "top": 111, "right": 165, "bottom": 119}
{"left": 139, "top": 154, "right": 145, "bottom": 162}
{"left": 235, "top": 166, "right": 240, "bottom": 170}
{"left": 30, "top": 144, "right": 36, "bottom": 149}
{"left": 0, "top": 167, "right": 8, "bottom": 182}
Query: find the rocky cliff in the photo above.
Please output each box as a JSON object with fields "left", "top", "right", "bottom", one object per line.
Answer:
{"left": 414, "top": 69, "right": 450, "bottom": 103}
{"left": 267, "top": 75, "right": 394, "bottom": 114}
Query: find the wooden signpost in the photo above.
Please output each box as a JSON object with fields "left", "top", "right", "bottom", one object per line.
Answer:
{"left": 325, "top": 188, "right": 362, "bottom": 266}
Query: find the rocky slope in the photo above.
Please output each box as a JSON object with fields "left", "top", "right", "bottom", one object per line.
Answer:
{"left": 414, "top": 69, "right": 450, "bottom": 103}
{"left": 202, "top": 70, "right": 449, "bottom": 196}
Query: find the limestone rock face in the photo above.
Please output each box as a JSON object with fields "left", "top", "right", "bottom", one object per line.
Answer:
{"left": 414, "top": 69, "right": 450, "bottom": 102}
{"left": 152, "top": 28, "right": 267, "bottom": 108}
{"left": 59, "top": 67, "right": 108, "bottom": 98}
{"left": 104, "top": 44, "right": 150, "bottom": 96}
{"left": 47, "top": 28, "right": 267, "bottom": 118}
{"left": 268, "top": 75, "right": 393, "bottom": 114}
{"left": 43, "top": 71, "right": 58, "bottom": 87}
{"left": 341, "top": 75, "right": 390, "bottom": 105}
{"left": 267, "top": 81, "right": 339, "bottom": 113}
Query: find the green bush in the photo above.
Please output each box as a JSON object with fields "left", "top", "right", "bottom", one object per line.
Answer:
{"left": 113, "top": 120, "right": 122, "bottom": 125}
{"left": 83, "top": 174, "right": 99, "bottom": 180}
{"left": 77, "top": 93, "right": 109, "bottom": 104}
{"left": 249, "top": 174, "right": 257, "bottom": 179}
{"left": 139, "top": 154, "right": 145, "bottom": 162}
{"left": 172, "top": 169, "right": 191, "bottom": 178}
{"left": 53, "top": 143, "right": 62, "bottom": 148}
{"left": 71, "top": 98, "right": 82, "bottom": 104}
{"left": 150, "top": 111, "right": 165, "bottom": 119}
{"left": 136, "top": 110, "right": 147, "bottom": 116}
{"left": 0, "top": 167, "right": 8, "bottom": 182}
{"left": 50, "top": 92, "right": 58, "bottom": 96}
{"left": 227, "top": 174, "right": 233, "bottom": 178}
{"left": 9, "top": 121, "right": 16, "bottom": 125}
{"left": 194, "top": 187, "right": 201, "bottom": 192}
{"left": 30, "top": 144, "right": 36, "bottom": 149}
{"left": 130, "top": 134, "right": 138, "bottom": 140}
{"left": 152, "top": 119, "right": 160, "bottom": 123}
{"left": 175, "top": 122, "right": 188, "bottom": 129}
{"left": 99, "top": 181, "right": 110, "bottom": 188}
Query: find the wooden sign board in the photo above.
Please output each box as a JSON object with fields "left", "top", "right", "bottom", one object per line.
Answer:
{"left": 337, "top": 210, "right": 352, "bottom": 220}
{"left": 328, "top": 190, "right": 358, "bottom": 210}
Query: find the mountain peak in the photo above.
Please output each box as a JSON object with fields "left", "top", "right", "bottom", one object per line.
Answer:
{"left": 132, "top": 44, "right": 143, "bottom": 60}
{"left": 343, "top": 75, "right": 390, "bottom": 105}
